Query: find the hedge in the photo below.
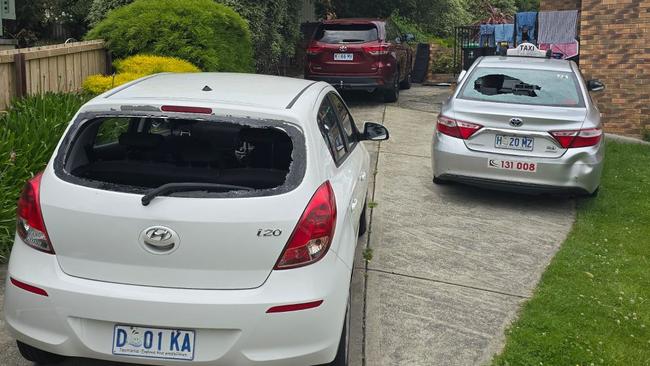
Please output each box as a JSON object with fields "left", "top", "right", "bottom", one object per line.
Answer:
{"left": 86, "top": 0, "right": 254, "bottom": 72}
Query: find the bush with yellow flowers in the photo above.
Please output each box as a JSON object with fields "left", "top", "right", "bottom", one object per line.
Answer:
{"left": 82, "top": 54, "right": 200, "bottom": 94}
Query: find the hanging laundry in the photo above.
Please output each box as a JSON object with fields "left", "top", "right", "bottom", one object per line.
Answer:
{"left": 494, "top": 24, "right": 515, "bottom": 51}
{"left": 538, "top": 10, "right": 578, "bottom": 44}
{"left": 516, "top": 12, "right": 538, "bottom": 45}
{"left": 538, "top": 41, "right": 579, "bottom": 59}
{"left": 479, "top": 24, "right": 496, "bottom": 47}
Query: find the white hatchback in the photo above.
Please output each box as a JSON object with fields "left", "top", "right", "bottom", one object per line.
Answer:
{"left": 4, "top": 73, "right": 389, "bottom": 365}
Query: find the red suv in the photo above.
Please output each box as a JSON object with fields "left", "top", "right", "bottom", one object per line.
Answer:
{"left": 305, "top": 18, "right": 414, "bottom": 102}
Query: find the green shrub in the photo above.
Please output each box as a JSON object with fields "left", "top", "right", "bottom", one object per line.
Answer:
{"left": 86, "top": 0, "right": 254, "bottom": 72}
{"left": 83, "top": 55, "right": 201, "bottom": 94}
{"left": 0, "top": 93, "right": 91, "bottom": 261}
{"left": 430, "top": 47, "right": 455, "bottom": 74}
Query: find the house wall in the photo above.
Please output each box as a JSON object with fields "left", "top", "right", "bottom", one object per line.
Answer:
{"left": 540, "top": 0, "right": 649, "bottom": 137}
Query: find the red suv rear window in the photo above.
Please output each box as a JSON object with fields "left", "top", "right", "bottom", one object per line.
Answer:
{"left": 315, "top": 24, "right": 378, "bottom": 44}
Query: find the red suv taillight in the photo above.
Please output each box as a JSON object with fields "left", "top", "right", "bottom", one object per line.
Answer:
{"left": 16, "top": 172, "right": 54, "bottom": 254}
{"left": 363, "top": 44, "right": 390, "bottom": 56}
{"left": 306, "top": 43, "right": 324, "bottom": 56}
{"left": 550, "top": 127, "right": 603, "bottom": 148}
{"left": 436, "top": 116, "right": 483, "bottom": 139}
{"left": 275, "top": 181, "right": 337, "bottom": 270}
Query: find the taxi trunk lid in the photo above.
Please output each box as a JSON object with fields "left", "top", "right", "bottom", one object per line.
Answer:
{"left": 452, "top": 99, "right": 587, "bottom": 158}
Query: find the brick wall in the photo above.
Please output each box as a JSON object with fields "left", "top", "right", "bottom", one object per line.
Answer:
{"left": 541, "top": 0, "right": 649, "bottom": 137}
{"left": 579, "top": 0, "right": 649, "bottom": 137}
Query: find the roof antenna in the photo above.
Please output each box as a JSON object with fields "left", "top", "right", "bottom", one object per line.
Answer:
{"left": 202, "top": 85, "right": 213, "bottom": 92}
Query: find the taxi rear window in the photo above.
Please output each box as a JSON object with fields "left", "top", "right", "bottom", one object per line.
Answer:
{"left": 459, "top": 67, "right": 584, "bottom": 107}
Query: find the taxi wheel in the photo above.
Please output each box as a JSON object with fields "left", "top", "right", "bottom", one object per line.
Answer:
{"left": 17, "top": 341, "right": 66, "bottom": 364}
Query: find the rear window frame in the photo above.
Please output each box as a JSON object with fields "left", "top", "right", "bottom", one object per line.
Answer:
{"left": 53, "top": 111, "right": 307, "bottom": 199}
{"left": 314, "top": 23, "right": 380, "bottom": 44}
{"left": 457, "top": 66, "right": 586, "bottom": 108}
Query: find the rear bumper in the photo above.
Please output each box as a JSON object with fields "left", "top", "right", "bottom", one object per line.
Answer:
{"left": 432, "top": 132, "right": 604, "bottom": 194}
{"left": 4, "top": 239, "right": 350, "bottom": 365}
{"left": 305, "top": 75, "right": 386, "bottom": 90}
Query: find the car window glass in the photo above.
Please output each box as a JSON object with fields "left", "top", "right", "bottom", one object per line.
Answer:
{"left": 459, "top": 67, "right": 584, "bottom": 107}
{"left": 315, "top": 24, "right": 379, "bottom": 44}
{"left": 318, "top": 98, "right": 347, "bottom": 161}
{"left": 329, "top": 94, "right": 357, "bottom": 149}
{"left": 94, "top": 118, "right": 130, "bottom": 146}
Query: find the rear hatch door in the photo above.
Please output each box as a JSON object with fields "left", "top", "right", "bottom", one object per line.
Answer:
{"left": 42, "top": 114, "right": 309, "bottom": 290}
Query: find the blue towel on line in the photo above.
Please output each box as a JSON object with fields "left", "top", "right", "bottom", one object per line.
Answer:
{"left": 516, "top": 12, "right": 538, "bottom": 44}
{"left": 494, "top": 24, "right": 515, "bottom": 43}
{"left": 479, "top": 24, "right": 496, "bottom": 47}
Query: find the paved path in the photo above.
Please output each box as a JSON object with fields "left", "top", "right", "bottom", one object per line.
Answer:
{"left": 347, "top": 86, "right": 576, "bottom": 366}
{"left": 0, "top": 85, "right": 576, "bottom": 365}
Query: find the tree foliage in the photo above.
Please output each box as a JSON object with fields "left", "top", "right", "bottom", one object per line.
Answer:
{"left": 86, "top": 0, "right": 254, "bottom": 72}
{"left": 215, "top": 0, "right": 304, "bottom": 74}
{"left": 87, "top": 0, "right": 134, "bottom": 26}
{"left": 3, "top": 0, "right": 90, "bottom": 46}
{"left": 317, "top": 0, "right": 471, "bottom": 37}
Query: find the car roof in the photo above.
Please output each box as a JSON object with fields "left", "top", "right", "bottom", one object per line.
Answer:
{"left": 477, "top": 56, "right": 574, "bottom": 72}
{"left": 321, "top": 18, "right": 384, "bottom": 25}
{"left": 99, "top": 73, "right": 318, "bottom": 111}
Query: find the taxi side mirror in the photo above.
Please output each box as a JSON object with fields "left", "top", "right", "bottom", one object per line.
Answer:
{"left": 587, "top": 79, "right": 605, "bottom": 92}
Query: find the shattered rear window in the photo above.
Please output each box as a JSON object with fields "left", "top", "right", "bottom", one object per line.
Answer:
{"left": 459, "top": 67, "right": 584, "bottom": 107}
{"left": 55, "top": 113, "right": 305, "bottom": 198}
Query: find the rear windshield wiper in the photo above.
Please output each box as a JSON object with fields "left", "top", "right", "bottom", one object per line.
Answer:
{"left": 142, "top": 183, "right": 253, "bottom": 206}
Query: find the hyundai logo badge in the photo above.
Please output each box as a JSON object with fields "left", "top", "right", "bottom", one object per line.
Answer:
{"left": 140, "top": 226, "right": 179, "bottom": 254}
{"left": 509, "top": 118, "right": 524, "bottom": 127}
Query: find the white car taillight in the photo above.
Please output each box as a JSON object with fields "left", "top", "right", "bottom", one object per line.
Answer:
{"left": 550, "top": 127, "right": 603, "bottom": 148}
{"left": 436, "top": 115, "right": 483, "bottom": 139}
{"left": 16, "top": 172, "right": 54, "bottom": 254}
{"left": 274, "top": 181, "right": 337, "bottom": 270}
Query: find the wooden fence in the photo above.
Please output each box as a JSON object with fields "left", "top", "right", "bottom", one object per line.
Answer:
{"left": 0, "top": 40, "right": 109, "bottom": 111}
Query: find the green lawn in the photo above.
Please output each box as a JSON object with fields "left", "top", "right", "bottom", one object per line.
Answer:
{"left": 493, "top": 141, "right": 650, "bottom": 365}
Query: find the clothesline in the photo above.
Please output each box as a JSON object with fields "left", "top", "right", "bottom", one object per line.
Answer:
{"left": 474, "top": 10, "right": 579, "bottom": 59}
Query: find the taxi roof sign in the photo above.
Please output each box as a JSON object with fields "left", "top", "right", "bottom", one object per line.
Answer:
{"left": 506, "top": 43, "right": 551, "bottom": 58}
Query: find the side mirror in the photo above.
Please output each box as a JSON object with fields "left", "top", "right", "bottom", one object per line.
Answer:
{"left": 403, "top": 33, "right": 415, "bottom": 42}
{"left": 587, "top": 79, "right": 605, "bottom": 92}
{"left": 361, "top": 122, "right": 389, "bottom": 141}
{"left": 457, "top": 70, "right": 467, "bottom": 84}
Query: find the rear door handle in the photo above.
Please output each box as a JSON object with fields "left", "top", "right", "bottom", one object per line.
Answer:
{"left": 351, "top": 198, "right": 358, "bottom": 211}
{"left": 359, "top": 172, "right": 367, "bottom": 182}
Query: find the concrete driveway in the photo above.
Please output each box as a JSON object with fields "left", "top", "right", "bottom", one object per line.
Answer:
{"left": 0, "top": 85, "right": 576, "bottom": 365}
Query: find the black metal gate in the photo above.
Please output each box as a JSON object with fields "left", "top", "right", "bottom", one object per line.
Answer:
{"left": 453, "top": 25, "right": 497, "bottom": 73}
